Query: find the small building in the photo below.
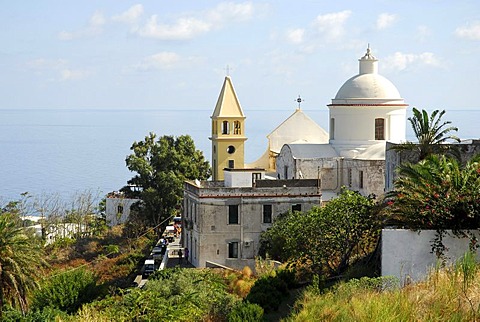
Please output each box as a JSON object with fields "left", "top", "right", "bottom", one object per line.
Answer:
{"left": 183, "top": 168, "right": 321, "bottom": 270}
{"left": 105, "top": 191, "right": 140, "bottom": 226}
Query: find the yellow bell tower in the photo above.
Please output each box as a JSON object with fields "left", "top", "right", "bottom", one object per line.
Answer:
{"left": 210, "top": 76, "right": 247, "bottom": 181}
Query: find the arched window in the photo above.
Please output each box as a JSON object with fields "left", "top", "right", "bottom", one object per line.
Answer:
{"left": 222, "top": 121, "right": 230, "bottom": 134}
{"left": 375, "top": 118, "right": 385, "bottom": 140}
{"left": 233, "top": 121, "right": 241, "bottom": 134}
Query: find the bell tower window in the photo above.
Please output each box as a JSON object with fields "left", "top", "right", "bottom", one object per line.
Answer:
{"left": 233, "top": 121, "right": 241, "bottom": 134}
{"left": 222, "top": 121, "right": 230, "bottom": 134}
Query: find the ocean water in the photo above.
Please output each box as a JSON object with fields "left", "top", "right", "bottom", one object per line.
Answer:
{"left": 0, "top": 108, "right": 478, "bottom": 201}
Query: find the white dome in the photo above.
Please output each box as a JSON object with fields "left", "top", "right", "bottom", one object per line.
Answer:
{"left": 335, "top": 73, "right": 401, "bottom": 99}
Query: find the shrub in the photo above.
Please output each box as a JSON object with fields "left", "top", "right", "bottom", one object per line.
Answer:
{"left": 245, "top": 275, "right": 289, "bottom": 312}
{"left": 32, "top": 268, "right": 102, "bottom": 313}
{"left": 228, "top": 302, "right": 264, "bottom": 322}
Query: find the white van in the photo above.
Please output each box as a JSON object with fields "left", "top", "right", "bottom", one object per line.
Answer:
{"left": 143, "top": 259, "right": 155, "bottom": 278}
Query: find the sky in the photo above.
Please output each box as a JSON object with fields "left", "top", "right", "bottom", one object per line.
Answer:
{"left": 1, "top": 1, "right": 479, "bottom": 111}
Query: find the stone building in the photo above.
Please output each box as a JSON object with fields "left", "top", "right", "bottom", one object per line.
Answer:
{"left": 183, "top": 168, "right": 321, "bottom": 270}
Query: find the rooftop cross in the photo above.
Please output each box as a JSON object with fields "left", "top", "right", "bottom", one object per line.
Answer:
{"left": 225, "top": 65, "right": 232, "bottom": 76}
{"left": 295, "top": 95, "right": 304, "bottom": 109}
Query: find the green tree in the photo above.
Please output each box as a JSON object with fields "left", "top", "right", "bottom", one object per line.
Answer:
{"left": 391, "top": 108, "right": 460, "bottom": 160}
{"left": 0, "top": 211, "right": 46, "bottom": 316}
{"left": 123, "top": 133, "right": 210, "bottom": 229}
{"left": 260, "top": 189, "right": 380, "bottom": 277}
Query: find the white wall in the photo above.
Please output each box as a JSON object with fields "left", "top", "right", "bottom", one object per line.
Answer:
{"left": 106, "top": 197, "right": 140, "bottom": 226}
{"left": 382, "top": 229, "right": 480, "bottom": 285}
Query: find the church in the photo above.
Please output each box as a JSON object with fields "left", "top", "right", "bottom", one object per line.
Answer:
{"left": 182, "top": 47, "right": 408, "bottom": 269}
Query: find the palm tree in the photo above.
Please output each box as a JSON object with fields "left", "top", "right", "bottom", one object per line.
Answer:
{"left": 385, "top": 154, "right": 480, "bottom": 255}
{"left": 0, "top": 212, "right": 45, "bottom": 316}
{"left": 392, "top": 107, "right": 460, "bottom": 160}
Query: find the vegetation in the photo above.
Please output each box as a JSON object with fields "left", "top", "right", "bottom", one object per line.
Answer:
{"left": 32, "top": 268, "right": 102, "bottom": 313}
{"left": 260, "top": 188, "right": 380, "bottom": 278}
{"left": 0, "top": 210, "right": 46, "bottom": 316}
{"left": 390, "top": 107, "right": 460, "bottom": 160}
{"left": 385, "top": 154, "right": 480, "bottom": 256}
{"left": 122, "top": 133, "right": 210, "bottom": 233}
{"left": 75, "top": 268, "right": 239, "bottom": 321}
{"left": 285, "top": 252, "right": 480, "bottom": 322}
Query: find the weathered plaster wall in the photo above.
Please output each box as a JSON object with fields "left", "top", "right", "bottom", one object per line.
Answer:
{"left": 382, "top": 229, "right": 480, "bottom": 285}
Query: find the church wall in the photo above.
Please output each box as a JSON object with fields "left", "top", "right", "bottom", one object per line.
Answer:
{"left": 341, "top": 159, "right": 385, "bottom": 198}
{"left": 330, "top": 106, "right": 405, "bottom": 143}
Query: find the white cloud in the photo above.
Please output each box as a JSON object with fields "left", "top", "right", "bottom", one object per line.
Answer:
{"left": 58, "top": 10, "right": 106, "bottom": 40}
{"left": 60, "top": 69, "right": 92, "bottom": 81}
{"left": 286, "top": 28, "right": 305, "bottom": 44}
{"left": 137, "top": 15, "right": 211, "bottom": 40}
{"left": 26, "top": 58, "right": 91, "bottom": 81}
{"left": 112, "top": 4, "right": 144, "bottom": 24}
{"left": 311, "top": 10, "right": 352, "bottom": 41}
{"left": 27, "top": 58, "right": 68, "bottom": 70}
{"left": 384, "top": 52, "right": 441, "bottom": 71}
{"left": 132, "top": 52, "right": 202, "bottom": 71}
{"left": 416, "top": 25, "right": 431, "bottom": 41}
{"left": 455, "top": 21, "right": 480, "bottom": 40}
{"left": 136, "top": 1, "right": 257, "bottom": 40}
{"left": 376, "top": 13, "right": 396, "bottom": 30}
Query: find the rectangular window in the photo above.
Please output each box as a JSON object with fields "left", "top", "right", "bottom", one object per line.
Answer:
{"left": 375, "top": 118, "right": 385, "bottom": 140}
{"left": 228, "top": 205, "right": 239, "bottom": 224}
{"left": 284, "top": 166, "right": 288, "bottom": 179}
{"left": 252, "top": 172, "right": 262, "bottom": 185}
{"left": 263, "top": 205, "right": 272, "bottom": 223}
{"left": 330, "top": 118, "right": 335, "bottom": 140}
{"left": 228, "top": 160, "right": 235, "bottom": 169}
{"left": 348, "top": 168, "right": 352, "bottom": 187}
{"left": 359, "top": 170, "right": 364, "bottom": 189}
{"left": 117, "top": 205, "right": 124, "bottom": 214}
{"left": 292, "top": 204, "right": 301, "bottom": 212}
{"left": 228, "top": 242, "right": 239, "bottom": 258}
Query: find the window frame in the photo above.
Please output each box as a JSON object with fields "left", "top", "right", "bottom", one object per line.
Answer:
{"left": 263, "top": 204, "right": 272, "bottom": 224}
{"left": 228, "top": 205, "right": 239, "bottom": 225}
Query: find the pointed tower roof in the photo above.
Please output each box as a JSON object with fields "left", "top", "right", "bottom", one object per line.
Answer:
{"left": 211, "top": 76, "right": 245, "bottom": 118}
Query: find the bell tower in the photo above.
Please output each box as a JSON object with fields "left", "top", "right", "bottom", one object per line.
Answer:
{"left": 210, "top": 76, "right": 247, "bottom": 181}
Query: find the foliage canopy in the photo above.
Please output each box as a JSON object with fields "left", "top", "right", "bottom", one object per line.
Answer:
{"left": 260, "top": 188, "right": 381, "bottom": 277}
{"left": 123, "top": 133, "right": 210, "bottom": 229}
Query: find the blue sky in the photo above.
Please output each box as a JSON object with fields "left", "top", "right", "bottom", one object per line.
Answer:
{"left": 1, "top": 1, "right": 479, "bottom": 110}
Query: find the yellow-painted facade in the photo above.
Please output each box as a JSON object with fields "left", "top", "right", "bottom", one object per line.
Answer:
{"left": 210, "top": 76, "right": 247, "bottom": 180}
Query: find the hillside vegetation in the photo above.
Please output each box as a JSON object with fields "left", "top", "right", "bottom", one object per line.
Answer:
{"left": 286, "top": 252, "right": 480, "bottom": 322}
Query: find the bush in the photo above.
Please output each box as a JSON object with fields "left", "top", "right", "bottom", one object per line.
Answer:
{"left": 32, "top": 267, "right": 102, "bottom": 313}
{"left": 245, "top": 275, "right": 289, "bottom": 312}
{"left": 228, "top": 302, "right": 264, "bottom": 322}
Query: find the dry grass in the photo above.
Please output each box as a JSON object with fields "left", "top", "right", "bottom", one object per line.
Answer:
{"left": 286, "top": 253, "right": 480, "bottom": 322}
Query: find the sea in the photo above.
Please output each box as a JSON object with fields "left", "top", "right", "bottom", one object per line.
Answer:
{"left": 1, "top": 108, "right": 479, "bottom": 202}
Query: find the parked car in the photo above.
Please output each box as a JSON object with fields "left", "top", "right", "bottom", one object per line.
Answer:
{"left": 151, "top": 245, "right": 166, "bottom": 260}
{"left": 143, "top": 259, "right": 155, "bottom": 278}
